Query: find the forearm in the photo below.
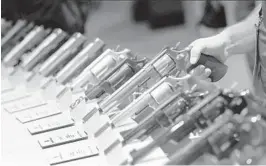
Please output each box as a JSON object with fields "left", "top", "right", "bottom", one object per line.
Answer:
{"left": 220, "top": 4, "right": 261, "bottom": 48}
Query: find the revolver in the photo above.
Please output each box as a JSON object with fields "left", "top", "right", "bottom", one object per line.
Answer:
{"left": 20, "top": 28, "right": 68, "bottom": 72}
{"left": 38, "top": 32, "right": 86, "bottom": 77}
{"left": 82, "top": 46, "right": 228, "bottom": 136}
{"left": 121, "top": 92, "right": 193, "bottom": 145}
{"left": 128, "top": 90, "right": 247, "bottom": 164}
{"left": 166, "top": 112, "right": 245, "bottom": 165}
{"left": 3, "top": 25, "right": 51, "bottom": 66}
{"left": 100, "top": 46, "right": 226, "bottom": 112}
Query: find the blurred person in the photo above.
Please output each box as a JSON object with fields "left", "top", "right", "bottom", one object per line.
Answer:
{"left": 197, "top": 0, "right": 227, "bottom": 37}
{"left": 1, "top": 0, "right": 100, "bottom": 33}
{"left": 189, "top": 2, "right": 266, "bottom": 98}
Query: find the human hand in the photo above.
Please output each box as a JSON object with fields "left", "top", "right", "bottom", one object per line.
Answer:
{"left": 189, "top": 32, "right": 230, "bottom": 64}
{"left": 179, "top": 65, "right": 217, "bottom": 93}
{"left": 189, "top": 65, "right": 212, "bottom": 82}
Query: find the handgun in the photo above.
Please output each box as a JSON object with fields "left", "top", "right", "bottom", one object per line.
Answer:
{"left": 85, "top": 57, "right": 147, "bottom": 101}
{"left": 21, "top": 29, "right": 68, "bottom": 72}
{"left": 101, "top": 46, "right": 226, "bottom": 112}
{"left": 55, "top": 38, "right": 105, "bottom": 85}
{"left": 38, "top": 32, "right": 86, "bottom": 77}
{"left": 109, "top": 76, "right": 188, "bottom": 127}
{"left": 82, "top": 46, "right": 227, "bottom": 134}
{"left": 166, "top": 112, "right": 244, "bottom": 165}
{"left": 121, "top": 93, "right": 189, "bottom": 145}
{"left": 1, "top": 21, "right": 34, "bottom": 59}
{"left": 3, "top": 26, "right": 51, "bottom": 66}
{"left": 128, "top": 90, "right": 247, "bottom": 164}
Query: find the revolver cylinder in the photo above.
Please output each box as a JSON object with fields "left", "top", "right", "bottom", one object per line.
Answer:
{"left": 110, "top": 76, "right": 180, "bottom": 126}
{"left": 70, "top": 48, "right": 134, "bottom": 91}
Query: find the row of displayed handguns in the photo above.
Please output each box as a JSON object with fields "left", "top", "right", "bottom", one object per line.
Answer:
{"left": 2, "top": 18, "right": 266, "bottom": 165}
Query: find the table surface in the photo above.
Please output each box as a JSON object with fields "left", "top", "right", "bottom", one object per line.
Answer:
{"left": 1, "top": 107, "right": 105, "bottom": 166}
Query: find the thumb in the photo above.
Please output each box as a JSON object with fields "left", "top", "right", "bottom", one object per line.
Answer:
{"left": 190, "top": 44, "right": 205, "bottom": 64}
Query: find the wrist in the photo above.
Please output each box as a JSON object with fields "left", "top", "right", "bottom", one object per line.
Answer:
{"left": 218, "top": 29, "right": 233, "bottom": 49}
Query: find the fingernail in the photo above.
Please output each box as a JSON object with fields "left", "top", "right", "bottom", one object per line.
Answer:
{"left": 190, "top": 58, "right": 197, "bottom": 64}
{"left": 205, "top": 68, "right": 211, "bottom": 74}
{"left": 199, "top": 65, "right": 205, "bottom": 70}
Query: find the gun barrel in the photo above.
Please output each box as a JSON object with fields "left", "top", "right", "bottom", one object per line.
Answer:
{"left": 3, "top": 26, "right": 50, "bottom": 66}
{"left": 39, "top": 33, "right": 86, "bottom": 77}
{"left": 55, "top": 38, "right": 105, "bottom": 84}
{"left": 21, "top": 29, "right": 68, "bottom": 71}
{"left": 166, "top": 112, "right": 235, "bottom": 165}
{"left": 1, "top": 20, "right": 27, "bottom": 47}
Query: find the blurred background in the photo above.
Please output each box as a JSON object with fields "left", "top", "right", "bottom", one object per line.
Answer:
{"left": 2, "top": 0, "right": 261, "bottom": 90}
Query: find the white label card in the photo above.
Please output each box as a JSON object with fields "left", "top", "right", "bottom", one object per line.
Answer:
{"left": 15, "top": 105, "right": 61, "bottom": 123}
{"left": 3, "top": 94, "right": 47, "bottom": 113}
{"left": 1, "top": 88, "right": 30, "bottom": 104}
{"left": 48, "top": 145, "right": 99, "bottom": 165}
{"left": 38, "top": 130, "right": 88, "bottom": 148}
{"left": 27, "top": 117, "right": 75, "bottom": 135}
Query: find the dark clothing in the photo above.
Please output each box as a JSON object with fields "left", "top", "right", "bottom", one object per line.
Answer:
{"left": 1, "top": 0, "right": 92, "bottom": 33}
{"left": 253, "top": 2, "right": 266, "bottom": 98}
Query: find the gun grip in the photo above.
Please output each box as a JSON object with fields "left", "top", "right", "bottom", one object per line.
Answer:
{"left": 187, "top": 54, "right": 228, "bottom": 82}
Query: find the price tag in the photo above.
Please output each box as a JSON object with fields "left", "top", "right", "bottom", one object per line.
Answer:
{"left": 48, "top": 145, "right": 99, "bottom": 165}
{"left": 15, "top": 105, "right": 61, "bottom": 123}
{"left": 1, "top": 87, "right": 30, "bottom": 104}
{"left": 27, "top": 117, "right": 75, "bottom": 135}
{"left": 38, "top": 130, "right": 88, "bottom": 148}
{"left": 3, "top": 94, "right": 47, "bottom": 113}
